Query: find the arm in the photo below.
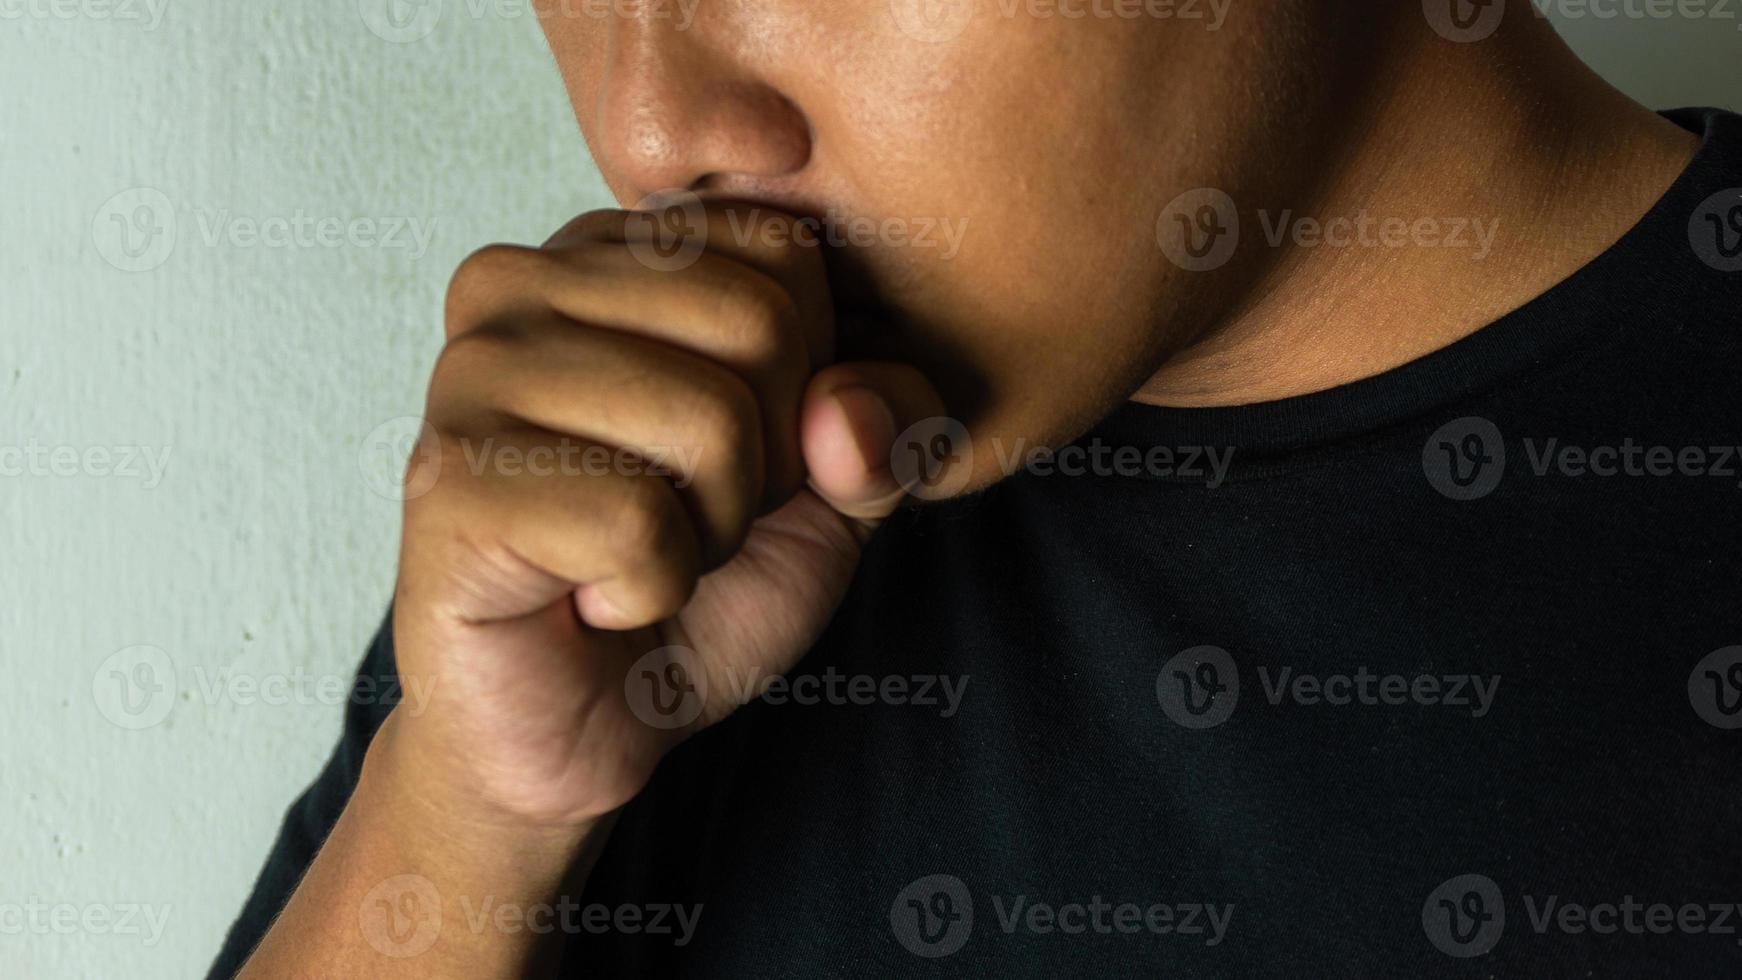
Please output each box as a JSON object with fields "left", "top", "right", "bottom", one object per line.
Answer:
{"left": 238, "top": 711, "right": 607, "bottom": 978}
{"left": 226, "top": 204, "right": 945, "bottom": 977}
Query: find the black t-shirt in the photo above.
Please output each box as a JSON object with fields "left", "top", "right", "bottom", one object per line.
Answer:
{"left": 211, "top": 108, "right": 1742, "bottom": 978}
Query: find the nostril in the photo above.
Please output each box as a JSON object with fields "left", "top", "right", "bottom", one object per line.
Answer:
{"left": 600, "top": 71, "right": 814, "bottom": 199}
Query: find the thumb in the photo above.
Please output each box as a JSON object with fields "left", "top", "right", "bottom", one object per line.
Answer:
{"left": 800, "top": 361, "right": 952, "bottom": 532}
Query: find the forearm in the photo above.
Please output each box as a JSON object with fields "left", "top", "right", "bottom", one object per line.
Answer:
{"left": 237, "top": 710, "right": 609, "bottom": 979}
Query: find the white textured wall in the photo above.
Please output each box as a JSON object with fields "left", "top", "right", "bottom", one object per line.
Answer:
{"left": 0, "top": 4, "right": 1735, "bottom": 978}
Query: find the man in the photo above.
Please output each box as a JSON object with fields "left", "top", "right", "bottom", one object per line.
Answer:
{"left": 214, "top": 0, "right": 1742, "bottom": 975}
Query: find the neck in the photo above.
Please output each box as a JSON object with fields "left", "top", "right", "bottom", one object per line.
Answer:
{"left": 1134, "top": 7, "right": 1699, "bottom": 409}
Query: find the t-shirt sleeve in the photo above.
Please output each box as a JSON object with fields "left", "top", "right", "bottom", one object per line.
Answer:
{"left": 205, "top": 606, "right": 401, "bottom": 979}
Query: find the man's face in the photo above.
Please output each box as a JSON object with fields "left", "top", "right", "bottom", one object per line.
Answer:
{"left": 539, "top": 0, "right": 1282, "bottom": 487}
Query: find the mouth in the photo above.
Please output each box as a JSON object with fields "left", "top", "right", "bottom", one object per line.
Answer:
{"left": 832, "top": 303, "right": 893, "bottom": 359}
{"left": 687, "top": 190, "right": 898, "bottom": 358}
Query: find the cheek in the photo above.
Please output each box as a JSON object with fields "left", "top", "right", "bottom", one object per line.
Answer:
{"left": 817, "top": 24, "right": 1172, "bottom": 287}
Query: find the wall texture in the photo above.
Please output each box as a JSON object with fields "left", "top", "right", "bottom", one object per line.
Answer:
{"left": 0, "top": 4, "right": 1735, "bottom": 977}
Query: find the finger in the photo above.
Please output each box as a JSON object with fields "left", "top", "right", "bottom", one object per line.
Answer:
{"left": 403, "top": 430, "right": 702, "bottom": 631}
{"left": 428, "top": 315, "right": 765, "bottom": 569}
{"left": 544, "top": 205, "right": 837, "bottom": 369}
{"left": 451, "top": 243, "right": 809, "bottom": 509}
{"left": 799, "top": 361, "right": 947, "bottom": 534}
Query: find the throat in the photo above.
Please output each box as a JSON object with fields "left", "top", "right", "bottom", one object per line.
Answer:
{"left": 1134, "top": 15, "right": 1700, "bottom": 410}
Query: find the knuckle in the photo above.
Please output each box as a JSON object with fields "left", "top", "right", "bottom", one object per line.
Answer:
{"left": 682, "top": 369, "right": 760, "bottom": 461}
{"left": 445, "top": 243, "right": 538, "bottom": 327}
{"left": 623, "top": 564, "right": 698, "bottom": 625}
{"left": 432, "top": 322, "right": 521, "bottom": 388}
{"left": 399, "top": 428, "right": 473, "bottom": 520}
{"left": 449, "top": 243, "right": 529, "bottom": 295}
{"left": 608, "top": 477, "right": 688, "bottom": 564}
{"left": 710, "top": 272, "right": 799, "bottom": 363}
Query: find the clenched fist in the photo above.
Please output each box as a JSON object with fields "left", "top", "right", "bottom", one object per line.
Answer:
{"left": 388, "top": 204, "right": 945, "bottom": 831}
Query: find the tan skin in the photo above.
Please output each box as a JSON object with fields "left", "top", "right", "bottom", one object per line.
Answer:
{"left": 239, "top": 2, "right": 1696, "bottom": 975}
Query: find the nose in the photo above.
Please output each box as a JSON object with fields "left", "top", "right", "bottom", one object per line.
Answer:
{"left": 592, "top": 16, "right": 813, "bottom": 201}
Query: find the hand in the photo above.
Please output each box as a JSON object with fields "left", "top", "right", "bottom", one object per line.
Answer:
{"left": 388, "top": 204, "right": 945, "bottom": 832}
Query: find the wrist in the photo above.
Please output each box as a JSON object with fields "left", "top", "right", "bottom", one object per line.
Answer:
{"left": 362, "top": 709, "right": 605, "bottom": 876}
